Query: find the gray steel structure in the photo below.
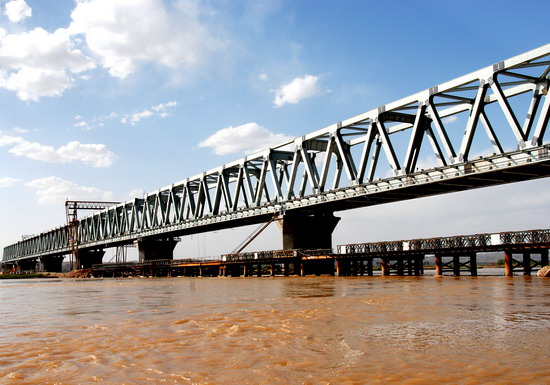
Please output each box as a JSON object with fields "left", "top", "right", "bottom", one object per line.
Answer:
{"left": 3, "top": 44, "right": 550, "bottom": 264}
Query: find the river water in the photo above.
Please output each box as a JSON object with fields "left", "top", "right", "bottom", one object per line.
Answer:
{"left": 0, "top": 274, "right": 549, "bottom": 384}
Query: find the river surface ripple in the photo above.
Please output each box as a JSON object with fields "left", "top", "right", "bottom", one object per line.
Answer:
{"left": 0, "top": 275, "right": 549, "bottom": 384}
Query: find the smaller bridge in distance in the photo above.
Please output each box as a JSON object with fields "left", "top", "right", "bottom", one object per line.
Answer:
{"left": 82, "top": 228, "right": 550, "bottom": 278}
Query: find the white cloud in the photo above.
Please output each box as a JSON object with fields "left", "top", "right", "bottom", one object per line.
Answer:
{"left": 75, "top": 101, "right": 177, "bottom": 129}
{"left": 198, "top": 122, "right": 293, "bottom": 155}
{"left": 4, "top": 0, "right": 32, "bottom": 23}
{"left": 443, "top": 115, "right": 458, "bottom": 124}
{"left": 12, "top": 126, "right": 27, "bottom": 134}
{"left": 121, "top": 101, "right": 177, "bottom": 125}
{"left": 274, "top": 74, "right": 325, "bottom": 107}
{"left": 0, "top": 176, "right": 20, "bottom": 188}
{"left": 1, "top": 134, "right": 115, "bottom": 167}
{"left": 26, "top": 176, "right": 114, "bottom": 204}
{"left": 0, "top": 133, "right": 24, "bottom": 146}
{"left": 69, "top": 0, "right": 221, "bottom": 79}
{"left": 0, "top": 27, "right": 95, "bottom": 101}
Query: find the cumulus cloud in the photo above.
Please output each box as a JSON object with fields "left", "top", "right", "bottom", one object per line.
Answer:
{"left": 0, "top": 0, "right": 221, "bottom": 100}
{"left": 0, "top": 133, "right": 24, "bottom": 146}
{"left": 4, "top": 0, "right": 32, "bottom": 23}
{"left": 0, "top": 27, "right": 95, "bottom": 100}
{"left": 0, "top": 176, "right": 20, "bottom": 188}
{"left": 26, "top": 176, "right": 114, "bottom": 204}
{"left": 69, "top": 0, "right": 221, "bottom": 79}
{"left": 198, "top": 122, "right": 293, "bottom": 155}
{"left": 0, "top": 134, "right": 115, "bottom": 167}
{"left": 274, "top": 74, "right": 325, "bottom": 107}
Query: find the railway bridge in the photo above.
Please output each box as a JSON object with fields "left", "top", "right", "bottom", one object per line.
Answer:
{"left": 3, "top": 44, "right": 550, "bottom": 272}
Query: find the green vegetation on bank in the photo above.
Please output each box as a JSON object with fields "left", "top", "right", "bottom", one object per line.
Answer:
{"left": 0, "top": 273, "right": 56, "bottom": 279}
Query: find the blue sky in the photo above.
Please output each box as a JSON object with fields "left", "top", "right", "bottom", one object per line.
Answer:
{"left": 0, "top": 0, "right": 549, "bottom": 260}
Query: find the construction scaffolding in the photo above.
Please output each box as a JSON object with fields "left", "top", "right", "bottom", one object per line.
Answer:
{"left": 65, "top": 200, "right": 120, "bottom": 270}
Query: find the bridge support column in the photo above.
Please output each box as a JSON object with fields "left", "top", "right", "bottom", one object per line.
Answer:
{"left": 396, "top": 258, "right": 404, "bottom": 276}
{"left": 277, "top": 211, "right": 340, "bottom": 250}
{"left": 283, "top": 262, "right": 289, "bottom": 276}
{"left": 435, "top": 254, "right": 443, "bottom": 276}
{"left": 469, "top": 253, "right": 478, "bottom": 277}
{"left": 504, "top": 250, "right": 513, "bottom": 277}
{"left": 136, "top": 237, "right": 179, "bottom": 262}
{"left": 453, "top": 255, "right": 461, "bottom": 276}
{"left": 541, "top": 249, "right": 549, "bottom": 267}
{"left": 366, "top": 258, "right": 373, "bottom": 276}
{"left": 381, "top": 258, "right": 390, "bottom": 276}
{"left": 17, "top": 258, "right": 38, "bottom": 272}
{"left": 523, "top": 252, "right": 532, "bottom": 276}
{"left": 76, "top": 249, "right": 105, "bottom": 269}
{"left": 40, "top": 255, "right": 64, "bottom": 272}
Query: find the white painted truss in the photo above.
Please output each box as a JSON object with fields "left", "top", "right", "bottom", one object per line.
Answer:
{"left": 4, "top": 44, "right": 550, "bottom": 262}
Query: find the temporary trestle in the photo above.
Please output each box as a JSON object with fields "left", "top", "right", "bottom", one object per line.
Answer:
{"left": 434, "top": 253, "right": 477, "bottom": 276}
{"left": 503, "top": 249, "right": 549, "bottom": 277}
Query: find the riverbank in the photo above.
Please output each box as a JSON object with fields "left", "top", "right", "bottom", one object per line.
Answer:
{"left": 0, "top": 273, "right": 58, "bottom": 279}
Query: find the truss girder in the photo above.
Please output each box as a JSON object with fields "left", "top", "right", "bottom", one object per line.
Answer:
{"left": 4, "top": 44, "right": 550, "bottom": 262}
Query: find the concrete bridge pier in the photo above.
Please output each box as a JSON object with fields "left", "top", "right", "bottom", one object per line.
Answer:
{"left": 76, "top": 249, "right": 105, "bottom": 269}
{"left": 17, "top": 258, "right": 38, "bottom": 272}
{"left": 40, "top": 255, "right": 64, "bottom": 272}
{"left": 277, "top": 211, "right": 340, "bottom": 249}
{"left": 136, "top": 237, "right": 179, "bottom": 262}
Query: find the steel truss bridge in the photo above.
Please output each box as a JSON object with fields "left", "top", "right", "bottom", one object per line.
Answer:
{"left": 3, "top": 44, "right": 550, "bottom": 266}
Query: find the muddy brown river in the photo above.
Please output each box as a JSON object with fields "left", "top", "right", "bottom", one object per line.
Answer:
{"left": 1, "top": 275, "right": 549, "bottom": 384}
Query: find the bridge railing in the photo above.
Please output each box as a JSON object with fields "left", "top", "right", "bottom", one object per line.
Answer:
{"left": 338, "top": 228, "right": 550, "bottom": 256}
{"left": 500, "top": 229, "right": 550, "bottom": 245}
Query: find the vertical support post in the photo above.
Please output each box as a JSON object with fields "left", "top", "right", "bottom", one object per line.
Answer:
{"left": 396, "top": 258, "right": 404, "bottom": 276}
{"left": 335, "top": 260, "right": 342, "bottom": 276}
{"left": 407, "top": 258, "right": 413, "bottom": 276}
{"left": 541, "top": 249, "right": 549, "bottom": 267}
{"left": 470, "top": 253, "right": 477, "bottom": 277}
{"left": 435, "top": 254, "right": 443, "bottom": 276}
{"left": 366, "top": 258, "right": 373, "bottom": 276}
{"left": 283, "top": 262, "right": 289, "bottom": 276}
{"left": 257, "top": 264, "right": 262, "bottom": 277}
{"left": 270, "top": 264, "right": 275, "bottom": 276}
{"left": 414, "top": 256, "right": 423, "bottom": 276}
{"left": 453, "top": 255, "right": 460, "bottom": 276}
{"left": 504, "top": 250, "right": 513, "bottom": 277}
{"left": 381, "top": 258, "right": 390, "bottom": 276}
{"left": 299, "top": 262, "right": 306, "bottom": 276}
{"left": 523, "top": 252, "right": 532, "bottom": 276}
